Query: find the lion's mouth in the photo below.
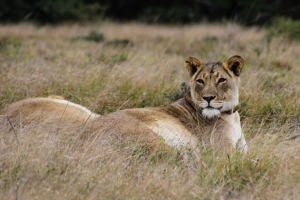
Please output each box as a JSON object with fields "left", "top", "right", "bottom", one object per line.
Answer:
{"left": 206, "top": 105, "right": 222, "bottom": 110}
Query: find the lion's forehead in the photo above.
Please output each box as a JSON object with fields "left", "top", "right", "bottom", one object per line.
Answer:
{"left": 196, "top": 62, "right": 229, "bottom": 80}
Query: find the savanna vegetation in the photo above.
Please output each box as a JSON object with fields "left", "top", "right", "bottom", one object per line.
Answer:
{"left": 1, "top": 21, "right": 300, "bottom": 199}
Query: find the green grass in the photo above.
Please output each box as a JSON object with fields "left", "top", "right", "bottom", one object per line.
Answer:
{"left": 1, "top": 22, "right": 300, "bottom": 199}
{"left": 270, "top": 17, "right": 300, "bottom": 41}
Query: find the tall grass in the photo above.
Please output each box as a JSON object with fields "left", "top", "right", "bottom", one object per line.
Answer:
{"left": 1, "top": 22, "right": 300, "bottom": 199}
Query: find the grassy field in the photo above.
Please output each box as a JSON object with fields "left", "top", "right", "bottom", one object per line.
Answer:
{"left": 1, "top": 22, "right": 300, "bottom": 199}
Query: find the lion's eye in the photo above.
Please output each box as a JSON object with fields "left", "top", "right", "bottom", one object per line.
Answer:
{"left": 218, "top": 78, "right": 227, "bottom": 84}
{"left": 196, "top": 79, "right": 205, "bottom": 85}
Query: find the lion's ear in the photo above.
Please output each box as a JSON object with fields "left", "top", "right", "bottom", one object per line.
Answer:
{"left": 226, "top": 55, "right": 244, "bottom": 77}
{"left": 185, "top": 57, "right": 202, "bottom": 77}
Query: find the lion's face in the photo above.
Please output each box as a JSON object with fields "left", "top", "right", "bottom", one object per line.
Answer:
{"left": 186, "top": 56, "right": 244, "bottom": 119}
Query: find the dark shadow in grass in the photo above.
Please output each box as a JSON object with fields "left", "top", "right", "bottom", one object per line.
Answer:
{"left": 105, "top": 39, "right": 133, "bottom": 47}
{"left": 71, "top": 30, "right": 105, "bottom": 43}
{"left": 71, "top": 31, "right": 133, "bottom": 47}
{"left": 164, "top": 82, "right": 189, "bottom": 102}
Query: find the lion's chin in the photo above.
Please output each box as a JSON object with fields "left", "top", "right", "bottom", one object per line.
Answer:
{"left": 202, "top": 108, "right": 221, "bottom": 119}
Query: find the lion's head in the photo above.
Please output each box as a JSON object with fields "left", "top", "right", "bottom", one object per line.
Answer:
{"left": 186, "top": 55, "right": 244, "bottom": 119}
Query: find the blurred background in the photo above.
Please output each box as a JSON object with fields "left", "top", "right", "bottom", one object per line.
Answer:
{"left": 0, "top": 0, "right": 300, "bottom": 25}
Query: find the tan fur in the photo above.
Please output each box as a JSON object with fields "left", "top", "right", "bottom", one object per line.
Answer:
{"left": 1, "top": 96, "right": 99, "bottom": 128}
{"left": 80, "top": 55, "right": 247, "bottom": 155}
{"left": 1, "top": 56, "right": 247, "bottom": 156}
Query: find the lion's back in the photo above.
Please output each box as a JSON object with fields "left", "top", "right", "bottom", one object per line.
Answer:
{"left": 1, "top": 97, "right": 99, "bottom": 127}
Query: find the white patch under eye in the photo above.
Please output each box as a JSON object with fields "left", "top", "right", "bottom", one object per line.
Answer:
{"left": 202, "top": 108, "right": 221, "bottom": 119}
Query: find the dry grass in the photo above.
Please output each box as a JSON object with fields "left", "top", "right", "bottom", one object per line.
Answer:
{"left": 1, "top": 22, "right": 300, "bottom": 199}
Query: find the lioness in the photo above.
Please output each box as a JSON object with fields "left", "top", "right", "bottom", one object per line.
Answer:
{"left": 2, "top": 55, "right": 247, "bottom": 155}
{"left": 2, "top": 96, "right": 99, "bottom": 127}
{"left": 80, "top": 55, "right": 247, "bottom": 154}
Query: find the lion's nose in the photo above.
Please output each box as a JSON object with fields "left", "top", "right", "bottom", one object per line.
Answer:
{"left": 203, "top": 96, "right": 216, "bottom": 103}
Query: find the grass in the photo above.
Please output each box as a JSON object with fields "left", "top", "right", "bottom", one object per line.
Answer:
{"left": 270, "top": 17, "right": 300, "bottom": 41}
{"left": 1, "top": 22, "right": 300, "bottom": 199}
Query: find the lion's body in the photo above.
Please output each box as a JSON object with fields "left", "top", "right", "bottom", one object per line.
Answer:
{"left": 81, "top": 92, "right": 246, "bottom": 153}
{"left": 1, "top": 55, "right": 247, "bottom": 154}
{"left": 81, "top": 55, "right": 247, "bottom": 153}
